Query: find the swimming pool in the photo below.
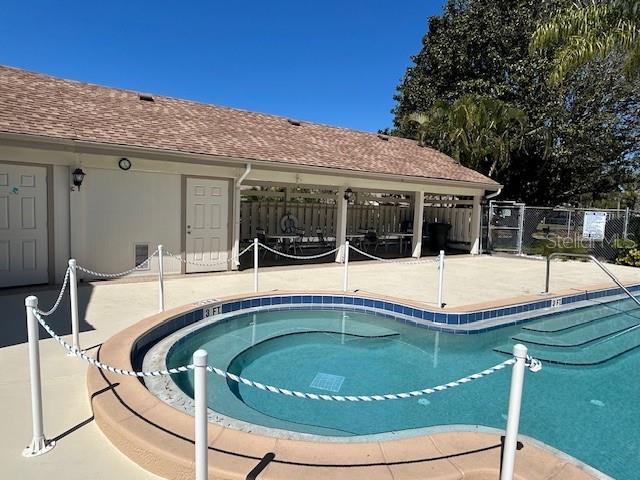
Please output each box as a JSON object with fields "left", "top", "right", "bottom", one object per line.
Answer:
{"left": 151, "top": 298, "right": 640, "bottom": 479}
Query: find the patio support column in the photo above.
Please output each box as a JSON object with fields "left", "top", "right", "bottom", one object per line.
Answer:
{"left": 412, "top": 191, "right": 425, "bottom": 258}
{"left": 470, "top": 194, "right": 482, "bottom": 254}
{"left": 335, "top": 187, "right": 348, "bottom": 263}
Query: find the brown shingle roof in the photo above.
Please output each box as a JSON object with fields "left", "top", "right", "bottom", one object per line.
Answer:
{"left": 0, "top": 66, "right": 497, "bottom": 186}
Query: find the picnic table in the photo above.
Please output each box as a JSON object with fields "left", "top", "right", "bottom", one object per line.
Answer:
{"left": 381, "top": 232, "right": 414, "bottom": 254}
{"left": 266, "top": 233, "right": 338, "bottom": 254}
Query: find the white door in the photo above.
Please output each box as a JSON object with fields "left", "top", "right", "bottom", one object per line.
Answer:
{"left": 185, "top": 178, "right": 229, "bottom": 273}
{"left": 0, "top": 163, "right": 48, "bottom": 287}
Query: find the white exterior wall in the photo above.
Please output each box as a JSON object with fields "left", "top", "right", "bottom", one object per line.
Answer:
{"left": 0, "top": 140, "right": 492, "bottom": 285}
{"left": 70, "top": 167, "right": 182, "bottom": 277}
{"left": 52, "top": 165, "right": 70, "bottom": 282}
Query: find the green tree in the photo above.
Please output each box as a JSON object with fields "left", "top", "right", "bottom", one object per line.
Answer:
{"left": 408, "top": 95, "right": 532, "bottom": 178}
{"left": 531, "top": 0, "right": 640, "bottom": 85}
{"left": 390, "top": 0, "right": 640, "bottom": 206}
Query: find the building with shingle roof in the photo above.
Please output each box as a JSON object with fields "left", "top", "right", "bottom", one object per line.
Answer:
{"left": 0, "top": 66, "right": 499, "bottom": 287}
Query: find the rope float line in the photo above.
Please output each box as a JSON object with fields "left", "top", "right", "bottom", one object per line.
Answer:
{"left": 167, "top": 244, "right": 255, "bottom": 267}
{"left": 65, "top": 239, "right": 438, "bottom": 277}
{"left": 256, "top": 240, "right": 438, "bottom": 264}
{"left": 347, "top": 244, "right": 440, "bottom": 265}
{"left": 258, "top": 242, "right": 340, "bottom": 260}
{"left": 36, "top": 267, "right": 71, "bottom": 316}
{"left": 75, "top": 244, "right": 255, "bottom": 276}
{"left": 76, "top": 249, "right": 159, "bottom": 278}
{"left": 34, "top": 309, "right": 539, "bottom": 401}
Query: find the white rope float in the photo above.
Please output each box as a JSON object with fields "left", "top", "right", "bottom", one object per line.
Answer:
{"left": 348, "top": 244, "right": 439, "bottom": 265}
{"left": 36, "top": 267, "right": 71, "bottom": 316}
{"left": 76, "top": 250, "right": 159, "bottom": 278}
{"left": 167, "top": 243, "right": 254, "bottom": 267}
{"left": 259, "top": 242, "right": 340, "bottom": 260}
{"left": 34, "top": 310, "right": 540, "bottom": 401}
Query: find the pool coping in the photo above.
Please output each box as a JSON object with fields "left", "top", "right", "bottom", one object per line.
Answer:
{"left": 87, "top": 285, "right": 623, "bottom": 479}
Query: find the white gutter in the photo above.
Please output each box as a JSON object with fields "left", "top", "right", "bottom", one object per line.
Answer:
{"left": 485, "top": 188, "right": 502, "bottom": 200}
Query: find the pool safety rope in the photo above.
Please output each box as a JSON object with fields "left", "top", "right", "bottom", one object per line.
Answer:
{"left": 37, "top": 248, "right": 162, "bottom": 316}
{"left": 258, "top": 242, "right": 340, "bottom": 260}
{"left": 167, "top": 243, "right": 255, "bottom": 267}
{"left": 36, "top": 267, "right": 71, "bottom": 316}
{"left": 76, "top": 249, "right": 159, "bottom": 278}
{"left": 347, "top": 244, "right": 440, "bottom": 265}
{"left": 34, "top": 310, "right": 541, "bottom": 401}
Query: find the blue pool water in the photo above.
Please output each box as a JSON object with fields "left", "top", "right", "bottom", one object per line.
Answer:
{"left": 167, "top": 300, "right": 640, "bottom": 479}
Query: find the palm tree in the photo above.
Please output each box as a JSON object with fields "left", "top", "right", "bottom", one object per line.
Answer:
{"left": 531, "top": 0, "right": 640, "bottom": 85}
{"left": 407, "top": 95, "right": 532, "bottom": 178}
{"left": 406, "top": 100, "right": 450, "bottom": 148}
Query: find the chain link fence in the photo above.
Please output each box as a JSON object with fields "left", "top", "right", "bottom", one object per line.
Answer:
{"left": 485, "top": 201, "right": 640, "bottom": 262}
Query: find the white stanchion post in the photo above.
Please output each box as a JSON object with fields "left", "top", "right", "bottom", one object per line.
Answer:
{"left": 437, "top": 250, "right": 445, "bottom": 308}
{"left": 193, "top": 349, "right": 208, "bottom": 480}
{"left": 68, "top": 259, "right": 80, "bottom": 352}
{"left": 158, "top": 245, "right": 165, "bottom": 312}
{"left": 343, "top": 240, "right": 350, "bottom": 292}
{"left": 23, "top": 296, "right": 55, "bottom": 457}
{"left": 500, "top": 343, "right": 528, "bottom": 480}
{"left": 253, "top": 237, "right": 259, "bottom": 293}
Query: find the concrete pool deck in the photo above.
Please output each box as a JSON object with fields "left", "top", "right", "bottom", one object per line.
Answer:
{"left": 2, "top": 254, "right": 635, "bottom": 479}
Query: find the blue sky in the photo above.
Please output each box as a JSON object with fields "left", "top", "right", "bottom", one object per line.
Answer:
{"left": 0, "top": 1, "right": 445, "bottom": 132}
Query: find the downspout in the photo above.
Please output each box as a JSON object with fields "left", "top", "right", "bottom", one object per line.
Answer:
{"left": 485, "top": 188, "right": 502, "bottom": 200}
{"left": 233, "top": 164, "right": 252, "bottom": 269}
{"left": 236, "top": 163, "right": 252, "bottom": 188}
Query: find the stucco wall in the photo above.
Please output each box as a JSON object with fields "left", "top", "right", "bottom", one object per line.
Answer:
{"left": 70, "top": 167, "right": 182, "bottom": 277}
{"left": 52, "top": 165, "right": 70, "bottom": 282}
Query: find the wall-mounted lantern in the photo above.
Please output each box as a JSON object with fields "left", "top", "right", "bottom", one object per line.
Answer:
{"left": 72, "top": 168, "right": 86, "bottom": 190}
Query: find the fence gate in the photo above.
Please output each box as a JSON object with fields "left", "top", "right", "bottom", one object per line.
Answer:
{"left": 486, "top": 202, "right": 637, "bottom": 260}
{"left": 488, "top": 201, "right": 525, "bottom": 254}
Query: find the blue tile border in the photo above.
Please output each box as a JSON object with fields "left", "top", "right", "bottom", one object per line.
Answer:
{"left": 132, "top": 282, "right": 640, "bottom": 366}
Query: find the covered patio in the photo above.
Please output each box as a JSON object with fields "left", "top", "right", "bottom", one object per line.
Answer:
{"left": 236, "top": 181, "right": 486, "bottom": 269}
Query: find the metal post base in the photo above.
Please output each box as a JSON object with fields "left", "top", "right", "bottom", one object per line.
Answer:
{"left": 22, "top": 437, "right": 55, "bottom": 457}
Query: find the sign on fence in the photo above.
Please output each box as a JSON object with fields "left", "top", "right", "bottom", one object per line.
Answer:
{"left": 484, "top": 203, "right": 634, "bottom": 260}
{"left": 582, "top": 212, "right": 607, "bottom": 241}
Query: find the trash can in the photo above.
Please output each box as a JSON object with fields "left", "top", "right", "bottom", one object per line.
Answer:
{"left": 427, "top": 222, "right": 451, "bottom": 251}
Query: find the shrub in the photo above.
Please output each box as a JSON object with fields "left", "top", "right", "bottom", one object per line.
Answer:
{"left": 615, "top": 246, "right": 640, "bottom": 267}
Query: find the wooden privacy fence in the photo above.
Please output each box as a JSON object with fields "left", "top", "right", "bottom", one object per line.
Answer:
{"left": 424, "top": 206, "right": 473, "bottom": 245}
{"left": 240, "top": 201, "right": 473, "bottom": 245}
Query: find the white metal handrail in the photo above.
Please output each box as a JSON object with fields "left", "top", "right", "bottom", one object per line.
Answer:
{"left": 545, "top": 252, "right": 640, "bottom": 309}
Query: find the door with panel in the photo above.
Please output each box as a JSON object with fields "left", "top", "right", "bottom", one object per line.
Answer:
{"left": 0, "top": 163, "right": 48, "bottom": 287}
{"left": 185, "top": 178, "right": 229, "bottom": 273}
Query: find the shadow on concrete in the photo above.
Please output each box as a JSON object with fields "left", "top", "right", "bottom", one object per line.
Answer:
{"left": 51, "top": 382, "right": 118, "bottom": 444}
{"left": 0, "top": 283, "right": 95, "bottom": 348}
